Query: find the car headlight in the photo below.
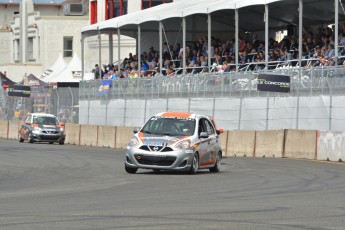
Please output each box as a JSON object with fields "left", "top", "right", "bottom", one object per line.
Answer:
{"left": 175, "top": 139, "right": 191, "bottom": 150}
{"left": 59, "top": 127, "right": 65, "bottom": 133}
{"left": 33, "top": 127, "right": 42, "bottom": 131}
{"left": 128, "top": 136, "right": 140, "bottom": 148}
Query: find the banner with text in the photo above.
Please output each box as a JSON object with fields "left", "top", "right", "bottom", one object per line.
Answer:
{"left": 7, "top": 85, "right": 31, "bottom": 97}
{"left": 257, "top": 74, "right": 290, "bottom": 93}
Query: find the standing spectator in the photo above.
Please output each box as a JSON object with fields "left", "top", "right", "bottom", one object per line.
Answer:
{"left": 93, "top": 64, "right": 102, "bottom": 80}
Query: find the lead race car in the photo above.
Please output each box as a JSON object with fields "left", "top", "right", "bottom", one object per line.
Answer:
{"left": 125, "top": 112, "right": 223, "bottom": 174}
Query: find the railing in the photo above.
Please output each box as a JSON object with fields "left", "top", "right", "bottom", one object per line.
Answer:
{"left": 79, "top": 66, "right": 345, "bottom": 100}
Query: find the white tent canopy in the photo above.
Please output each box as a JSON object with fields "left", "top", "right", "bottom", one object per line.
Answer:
{"left": 83, "top": 0, "right": 340, "bottom": 34}
{"left": 39, "top": 53, "right": 66, "bottom": 81}
{"left": 45, "top": 53, "right": 93, "bottom": 83}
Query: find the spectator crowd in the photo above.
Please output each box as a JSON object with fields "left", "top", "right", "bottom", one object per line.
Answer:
{"left": 93, "top": 24, "right": 345, "bottom": 80}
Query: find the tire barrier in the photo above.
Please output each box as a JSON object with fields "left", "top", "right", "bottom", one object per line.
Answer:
{"left": 1, "top": 119, "right": 344, "bottom": 163}
{"left": 318, "top": 131, "right": 345, "bottom": 162}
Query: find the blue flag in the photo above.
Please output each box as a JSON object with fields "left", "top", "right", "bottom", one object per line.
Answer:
{"left": 98, "top": 80, "right": 112, "bottom": 97}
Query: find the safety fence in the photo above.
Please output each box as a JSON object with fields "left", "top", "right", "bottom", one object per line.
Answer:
{"left": 79, "top": 66, "right": 345, "bottom": 100}
{"left": 2, "top": 65, "right": 345, "bottom": 127}
{"left": 0, "top": 121, "right": 344, "bottom": 163}
{"left": 0, "top": 84, "right": 79, "bottom": 123}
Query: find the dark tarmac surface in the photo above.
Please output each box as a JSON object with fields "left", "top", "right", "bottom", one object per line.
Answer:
{"left": 0, "top": 139, "right": 344, "bottom": 230}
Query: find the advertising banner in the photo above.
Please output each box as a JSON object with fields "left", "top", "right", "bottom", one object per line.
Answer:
{"left": 257, "top": 74, "right": 290, "bottom": 93}
{"left": 7, "top": 85, "right": 31, "bottom": 97}
{"left": 98, "top": 80, "right": 112, "bottom": 97}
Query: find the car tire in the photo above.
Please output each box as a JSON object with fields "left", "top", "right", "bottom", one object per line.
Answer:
{"left": 28, "top": 133, "right": 34, "bottom": 143}
{"left": 125, "top": 164, "right": 138, "bottom": 174}
{"left": 19, "top": 136, "right": 24, "bottom": 143}
{"left": 49, "top": 142, "right": 54, "bottom": 144}
{"left": 209, "top": 152, "right": 221, "bottom": 173}
{"left": 59, "top": 141, "right": 64, "bottom": 145}
{"left": 189, "top": 153, "right": 199, "bottom": 174}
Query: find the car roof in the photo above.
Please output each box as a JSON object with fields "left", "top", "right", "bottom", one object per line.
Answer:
{"left": 30, "top": 113, "right": 56, "bottom": 117}
{"left": 155, "top": 112, "right": 204, "bottom": 119}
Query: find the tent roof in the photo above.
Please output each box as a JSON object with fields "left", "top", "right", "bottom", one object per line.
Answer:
{"left": 40, "top": 53, "right": 67, "bottom": 82}
{"left": 82, "top": 0, "right": 345, "bottom": 34}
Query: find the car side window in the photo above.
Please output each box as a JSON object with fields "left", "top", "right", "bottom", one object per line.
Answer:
{"left": 198, "top": 118, "right": 207, "bottom": 135}
{"left": 204, "top": 119, "right": 215, "bottom": 135}
{"left": 25, "top": 115, "right": 31, "bottom": 123}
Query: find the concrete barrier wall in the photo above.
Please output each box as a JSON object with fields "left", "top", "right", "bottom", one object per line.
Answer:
{"left": 225, "top": 130, "right": 256, "bottom": 157}
{"left": 8, "top": 120, "right": 20, "bottom": 139}
{"left": 1, "top": 118, "right": 344, "bottom": 163}
{"left": 79, "top": 125, "right": 98, "bottom": 146}
{"left": 219, "top": 131, "right": 228, "bottom": 157}
{"left": 284, "top": 129, "right": 317, "bottom": 160}
{"left": 0, "top": 120, "right": 8, "bottom": 138}
{"left": 255, "top": 130, "right": 284, "bottom": 158}
{"left": 65, "top": 124, "right": 81, "bottom": 145}
{"left": 116, "top": 126, "right": 134, "bottom": 149}
{"left": 97, "top": 126, "right": 116, "bottom": 148}
{"left": 318, "top": 131, "right": 345, "bottom": 162}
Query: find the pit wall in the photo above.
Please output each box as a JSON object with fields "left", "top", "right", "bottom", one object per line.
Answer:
{"left": 1, "top": 120, "right": 344, "bottom": 163}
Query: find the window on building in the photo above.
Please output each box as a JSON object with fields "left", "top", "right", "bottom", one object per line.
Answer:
{"left": 28, "top": 37, "right": 34, "bottom": 60}
{"left": 142, "top": 0, "right": 172, "bottom": 9}
{"left": 63, "top": 36, "right": 73, "bottom": 57}
{"left": 90, "top": 1, "right": 97, "bottom": 24}
{"left": 14, "top": 39, "right": 20, "bottom": 62}
{"left": 37, "top": 36, "right": 40, "bottom": 59}
{"left": 106, "top": 0, "right": 128, "bottom": 19}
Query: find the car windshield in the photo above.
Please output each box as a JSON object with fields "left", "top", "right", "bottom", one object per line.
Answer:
{"left": 33, "top": 116, "right": 59, "bottom": 125}
{"left": 141, "top": 117, "right": 196, "bottom": 136}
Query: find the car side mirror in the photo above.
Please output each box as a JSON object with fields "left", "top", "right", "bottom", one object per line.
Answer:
{"left": 216, "top": 128, "right": 224, "bottom": 135}
{"left": 25, "top": 121, "right": 31, "bottom": 125}
{"left": 199, "top": 132, "right": 209, "bottom": 139}
{"left": 133, "top": 127, "right": 140, "bottom": 134}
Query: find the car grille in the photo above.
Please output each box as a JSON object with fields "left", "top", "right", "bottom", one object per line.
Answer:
{"left": 139, "top": 145, "right": 173, "bottom": 152}
{"left": 42, "top": 131, "right": 59, "bottom": 134}
{"left": 39, "top": 135, "right": 61, "bottom": 141}
{"left": 134, "top": 154, "right": 176, "bottom": 166}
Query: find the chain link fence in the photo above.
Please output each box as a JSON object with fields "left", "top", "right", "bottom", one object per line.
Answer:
{"left": 79, "top": 66, "right": 345, "bottom": 100}
{"left": 0, "top": 84, "right": 79, "bottom": 123}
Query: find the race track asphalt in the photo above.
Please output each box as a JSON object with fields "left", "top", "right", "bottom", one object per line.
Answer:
{"left": 0, "top": 139, "right": 344, "bottom": 230}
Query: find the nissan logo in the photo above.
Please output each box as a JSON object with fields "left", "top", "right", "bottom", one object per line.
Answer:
{"left": 136, "top": 155, "right": 142, "bottom": 160}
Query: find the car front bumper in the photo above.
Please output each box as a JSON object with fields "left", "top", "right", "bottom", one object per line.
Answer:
{"left": 31, "top": 131, "right": 65, "bottom": 142}
{"left": 125, "top": 147, "right": 195, "bottom": 171}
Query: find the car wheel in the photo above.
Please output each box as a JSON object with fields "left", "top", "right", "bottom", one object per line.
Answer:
{"left": 49, "top": 142, "right": 54, "bottom": 144}
{"left": 209, "top": 152, "right": 221, "bottom": 173}
{"left": 125, "top": 164, "right": 138, "bottom": 174}
{"left": 189, "top": 153, "right": 199, "bottom": 174}
{"left": 28, "top": 133, "right": 34, "bottom": 143}
{"left": 59, "top": 141, "right": 64, "bottom": 145}
{"left": 19, "top": 135, "right": 24, "bottom": 143}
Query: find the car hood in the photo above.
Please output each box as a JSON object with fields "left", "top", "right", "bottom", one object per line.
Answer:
{"left": 36, "top": 124, "right": 60, "bottom": 130}
{"left": 137, "top": 132, "right": 189, "bottom": 146}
